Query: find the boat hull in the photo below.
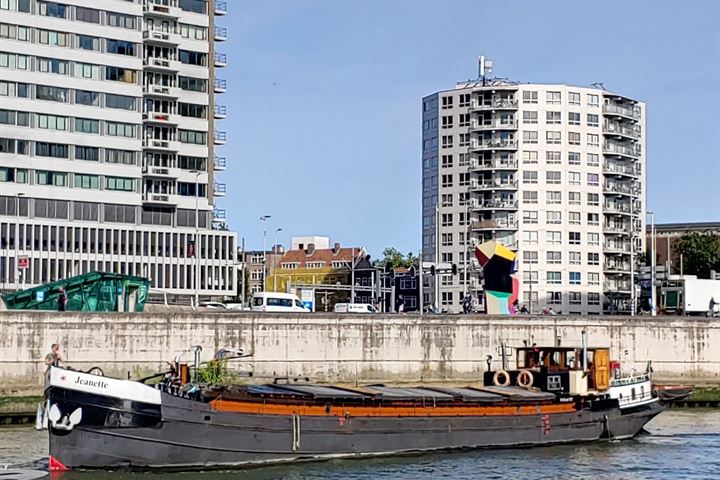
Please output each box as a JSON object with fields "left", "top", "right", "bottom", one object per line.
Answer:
{"left": 47, "top": 386, "right": 664, "bottom": 470}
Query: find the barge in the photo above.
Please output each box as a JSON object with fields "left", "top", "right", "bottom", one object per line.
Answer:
{"left": 43, "top": 341, "right": 662, "bottom": 471}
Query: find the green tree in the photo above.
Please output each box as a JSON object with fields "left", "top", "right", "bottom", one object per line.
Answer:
{"left": 673, "top": 233, "right": 720, "bottom": 278}
{"left": 373, "top": 247, "right": 418, "bottom": 268}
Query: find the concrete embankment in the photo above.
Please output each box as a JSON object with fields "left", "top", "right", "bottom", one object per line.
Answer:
{"left": 0, "top": 311, "right": 718, "bottom": 396}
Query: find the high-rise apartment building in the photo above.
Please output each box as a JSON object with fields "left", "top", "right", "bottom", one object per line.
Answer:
{"left": 422, "top": 75, "right": 646, "bottom": 315}
{"left": 0, "top": 0, "right": 237, "bottom": 298}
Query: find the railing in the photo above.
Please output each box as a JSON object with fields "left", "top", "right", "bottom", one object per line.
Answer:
{"left": 604, "top": 203, "right": 631, "bottom": 214}
{"left": 214, "top": 130, "right": 227, "bottom": 143}
{"left": 604, "top": 142, "right": 641, "bottom": 158}
{"left": 472, "top": 199, "right": 518, "bottom": 209}
{"left": 213, "top": 156, "right": 226, "bottom": 170}
{"left": 603, "top": 162, "right": 641, "bottom": 176}
{"left": 214, "top": 183, "right": 227, "bottom": 195}
{"left": 603, "top": 223, "right": 629, "bottom": 233}
{"left": 603, "top": 103, "right": 641, "bottom": 120}
{"left": 471, "top": 139, "right": 518, "bottom": 150}
{"left": 214, "top": 104, "right": 227, "bottom": 117}
{"left": 604, "top": 182, "right": 640, "bottom": 196}
{"left": 471, "top": 179, "right": 518, "bottom": 190}
{"left": 214, "top": 52, "right": 227, "bottom": 65}
{"left": 214, "top": 78, "right": 227, "bottom": 92}
{"left": 603, "top": 122, "right": 641, "bottom": 139}
{"left": 473, "top": 98, "right": 518, "bottom": 110}
{"left": 604, "top": 281, "right": 632, "bottom": 292}
{"left": 215, "top": 0, "right": 228, "bottom": 14}
{"left": 604, "top": 262, "right": 630, "bottom": 271}
{"left": 472, "top": 119, "right": 518, "bottom": 130}
{"left": 142, "top": 30, "right": 177, "bottom": 42}
{"left": 214, "top": 27, "right": 227, "bottom": 40}
{"left": 472, "top": 159, "right": 518, "bottom": 170}
{"left": 212, "top": 208, "right": 226, "bottom": 220}
{"left": 604, "top": 242, "right": 631, "bottom": 252}
{"left": 471, "top": 219, "right": 518, "bottom": 230}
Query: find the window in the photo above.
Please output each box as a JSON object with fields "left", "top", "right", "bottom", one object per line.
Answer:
{"left": 569, "top": 292, "right": 582, "bottom": 305}
{"left": 549, "top": 292, "right": 562, "bottom": 305}
{"left": 78, "top": 35, "right": 100, "bottom": 51}
{"left": 568, "top": 132, "right": 581, "bottom": 146}
{"left": 179, "top": 76, "right": 207, "bottom": 92}
{"left": 567, "top": 112, "right": 580, "bottom": 126}
{"left": 522, "top": 171, "right": 538, "bottom": 184}
{"left": 441, "top": 96, "right": 453, "bottom": 109}
{"left": 459, "top": 113, "right": 470, "bottom": 127}
{"left": 525, "top": 271, "right": 538, "bottom": 285}
{"left": 523, "top": 111, "right": 538, "bottom": 124}
{"left": 179, "top": 50, "right": 206, "bottom": 66}
{"left": 587, "top": 153, "right": 599, "bottom": 166}
{"left": 441, "top": 155, "right": 453, "bottom": 168}
{"left": 38, "top": 1, "right": 67, "bottom": 18}
{"left": 76, "top": 6, "right": 100, "bottom": 23}
{"left": 35, "top": 199, "right": 69, "bottom": 219}
{"left": 458, "top": 172, "right": 469, "bottom": 186}
{"left": 523, "top": 91, "right": 538, "bottom": 104}
{"left": 588, "top": 233, "right": 599, "bottom": 246}
{"left": 523, "top": 191, "right": 538, "bottom": 204}
{"left": 75, "top": 90, "right": 99, "bottom": 106}
{"left": 106, "top": 177, "right": 135, "bottom": 192}
{"left": 0, "top": 52, "right": 28, "bottom": 70}
{"left": 587, "top": 193, "right": 599, "bottom": 206}
{"left": 547, "top": 251, "right": 561, "bottom": 264}
{"left": 441, "top": 135, "right": 453, "bottom": 148}
{"left": 588, "top": 94, "right": 599, "bottom": 107}
{"left": 179, "top": 0, "right": 207, "bottom": 14}
{"left": 569, "top": 232, "right": 581, "bottom": 245}
{"left": 587, "top": 133, "right": 599, "bottom": 147}
{"left": 35, "top": 142, "right": 68, "bottom": 158}
{"left": 37, "top": 57, "right": 69, "bottom": 74}
{"left": 523, "top": 151, "right": 538, "bottom": 164}
{"left": 523, "top": 211, "right": 538, "bottom": 224}
{"left": 0, "top": 81, "right": 14, "bottom": 96}
{"left": 547, "top": 271, "right": 561, "bottom": 284}
{"left": 546, "top": 171, "right": 561, "bottom": 184}
{"left": 459, "top": 133, "right": 470, "bottom": 147}
{"left": 180, "top": 23, "right": 207, "bottom": 40}
{"left": 178, "top": 129, "right": 206, "bottom": 144}
{"left": 588, "top": 293, "right": 600, "bottom": 305}
{"left": 75, "top": 146, "right": 99, "bottom": 161}
{"left": 569, "top": 252, "right": 581, "bottom": 265}
{"left": 587, "top": 114, "right": 599, "bottom": 127}
{"left": 441, "top": 115, "right": 453, "bottom": 128}
{"left": 547, "top": 211, "right": 562, "bottom": 224}
{"left": 547, "top": 191, "right": 561, "bottom": 204}
{"left": 569, "top": 172, "right": 581, "bottom": 186}
{"left": 569, "top": 192, "right": 581, "bottom": 205}
{"left": 546, "top": 131, "right": 561, "bottom": 144}
{"left": 0, "top": 24, "right": 16, "bottom": 39}
{"left": 17, "top": 25, "right": 28, "bottom": 40}
{"left": 588, "top": 273, "right": 600, "bottom": 286}
{"left": 546, "top": 111, "right": 561, "bottom": 124}
{"left": 587, "top": 213, "right": 600, "bottom": 226}
{"left": 588, "top": 253, "right": 600, "bottom": 265}
{"left": 0, "top": 109, "right": 15, "bottom": 125}
{"left": 73, "top": 201, "right": 99, "bottom": 221}
{"left": 106, "top": 66, "right": 136, "bottom": 83}
{"left": 545, "top": 151, "right": 561, "bottom": 164}
{"left": 106, "top": 149, "right": 135, "bottom": 165}
{"left": 522, "top": 231, "right": 538, "bottom": 245}
{"left": 441, "top": 232, "right": 453, "bottom": 246}
{"left": 74, "top": 174, "right": 98, "bottom": 189}
{"left": 36, "top": 170, "right": 68, "bottom": 186}
{"left": 523, "top": 251, "right": 538, "bottom": 264}
{"left": 37, "top": 113, "right": 68, "bottom": 130}
{"left": 568, "top": 152, "right": 581, "bottom": 165}
{"left": 441, "top": 252, "right": 453, "bottom": 263}
{"left": 38, "top": 29, "right": 68, "bottom": 47}
{"left": 74, "top": 62, "right": 100, "bottom": 80}
{"left": 75, "top": 118, "right": 99, "bottom": 134}
{"left": 523, "top": 131, "right": 538, "bottom": 144}
{"left": 107, "top": 122, "right": 135, "bottom": 137}
{"left": 587, "top": 173, "right": 600, "bottom": 186}
{"left": 441, "top": 291, "right": 453, "bottom": 306}
{"left": 107, "top": 39, "right": 136, "bottom": 56}
{"left": 441, "top": 213, "right": 453, "bottom": 227}
{"left": 546, "top": 91, "right": 561, "bottom": 104}
{"left": 107, "top": 12, "right": 135, "bottom": 29}
{"left": 569, "top": 92, "right": 581, "bottom": 105}
{"left": 569, "top": 272, "right": 581, "bottom": 285}
{"left": 106, "top": 94, "right": 136, "bottom": 110}
{"left": 459, "top": 93, "right": 470, "bottom": 107}
{"left": 104, "top": 204, "right": 136, "bottom": 224}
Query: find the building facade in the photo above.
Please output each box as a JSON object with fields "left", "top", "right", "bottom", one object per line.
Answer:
{"left": 240, "top": 246, "right": 284, "bottom": 298}
{"left": 649, "top": 222, "right": 720, "bottom": 275}
{"left": 0, "top": 0, "right": 237, "bottom": 298}
{"left": 422, "top": 78, "right": 646, "bottom": 314}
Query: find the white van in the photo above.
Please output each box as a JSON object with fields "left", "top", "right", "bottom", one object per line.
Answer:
{"left": 334, "top": 303, "right": 378, "bottom": 314}
{"left": 251, "top": 292, "right": 310, "bottom": 313}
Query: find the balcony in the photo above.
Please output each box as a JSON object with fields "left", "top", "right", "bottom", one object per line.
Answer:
{"left": 143, "top": 57, "right": 180, "bottom": 72}
{"left": 143, "top": 111, "right": 178, "bottom": 125}
{"left": 471, "top": 199, "right": 518, "bottom": 210}
{"left": 604, "top": 261, "right": 631, "bottom": 273}
{"left": 471, "top": 159, "right": 518, "bottom": 171}
{"left": 214, "top": 78, "right": 227, "bottom": 93}
{"left": 214, "top": 27, "right": 227, "bottom": 42}
{"left": 214, "top": 183, "right": 227, "bottom": 197}
{"left": 604, "top": 241, "right": 632, "bottom": 253}
{"left": 603, "top": 122, "right": 641, "bottom": 140}
{"left": 471, "top": 119, "right": 518, "bottom": 131}
{"left": 604, "top": 203, "right": 632, "bottom": 215}
{"left": 215, "top": 0, "right": 227, "bottom": 15}
{"left": 212, "top": 209, "right": 227, "bottom": 230}
{"left": 471, "top": 219, "right": 518, "bottom": 231}
{"left": 143, "top": 84, "right": 180, "bottom": 98}
{"left": 472, "top": 98, "right": 518, "bottom": 111}
{"left": 143, "top": 193, "right": 174, "bottom": 204}
{"left": 603, "top": 162, "right": 641, "bottom": 178}
{"left": 470, "top": 179, "right": 518, "bottom": 191}
{"left": 214, "top": 52, "right": 227, "bottom": 68}
{"left": 603, "top": 142, "right": 641, "bottom": 159}
{"left": 143, "top": 139, "right": 180, "bottom": 152}
{"left": 603, "top": 103, "right": 641, "bottom": 120}
{"left": 143, "top": 1, "right": 180, "bottom": 18}
{"left": 142, "top": 30, "right": 180, "bottom": 46}
{"left": 213, "top": 156, "right": 226, "bottom": 171}
{"left": 603, "top": 182, "right": 640, "bottom": 197}
{"left": 470, "top": 139, "right": 518, "bottom": 151}
{"left": 214, "top": 104, "right": 227, "bottom": 119}
{"left": 604, "top": 281, "right": 632, "bottom": 293}
{"left": 214, "top": 130, "right": 227, "bottom": 145}
{"left": 603, "top": 223, "right": 629, "bottom": 235}
{"left": 142, "top": 166, "right": 176, "bottom": 177}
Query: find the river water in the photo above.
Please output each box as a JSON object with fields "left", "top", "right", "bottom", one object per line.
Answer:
{"left": 1, "top": 410, "right": 718, "bottom": 479}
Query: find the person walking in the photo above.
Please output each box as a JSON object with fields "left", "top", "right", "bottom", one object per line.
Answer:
{"left": 58, "top": 287, "right": 67, "bottom": 312}
{"left": 45, "top": 343, "right": 63, "bottom": 368}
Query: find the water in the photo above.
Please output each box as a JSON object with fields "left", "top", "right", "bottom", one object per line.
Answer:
{"left": 1, "top": 410, "right": 719, "bottom": 479}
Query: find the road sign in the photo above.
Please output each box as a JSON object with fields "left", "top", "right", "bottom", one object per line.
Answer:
{"left": 300, "top": 288, "right": 314, "bottom": 312}
{"left": 18, "top": 256, "right": 29, "bottom": 269}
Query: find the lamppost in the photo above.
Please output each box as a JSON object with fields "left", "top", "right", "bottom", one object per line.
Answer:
{"left": 259, "top": 215, "right": 271, "bottom": 291}
{"left": 273, "top": 227, "right": 282, "bottom": 292}
{"left": 15, "top": 193, "right": 24, "bottom": 291}
{"left": 191, "top": 171, "right": 201, "bottom": 307}
{"left": 648, "top": 211, "right": 656, "bottom": 316}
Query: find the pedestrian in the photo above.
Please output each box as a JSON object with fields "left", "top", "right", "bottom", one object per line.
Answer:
{"left": 463, "top": 295, "right": 472, "bottom": 314}
{"left": 548, "top": 307, "right": 557, "bottom": 316}
{"left": 58, "top": 287, "right": 67, "bottom": 312}
{"left": 709, "top": 297, "right": 718, "bottom": 317}
{"left": 520, "top": 304, "right": 529, "bottom": 314}
{"left": 397, "top": 295, "right": 405, "bottom": 314}
{"left": 45, "top": 343, "right": 63, "bottom": 368}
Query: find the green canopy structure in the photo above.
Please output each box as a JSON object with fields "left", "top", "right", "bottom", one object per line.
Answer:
{"left": 1, "top": 272, "right": 150, "bottom": 312}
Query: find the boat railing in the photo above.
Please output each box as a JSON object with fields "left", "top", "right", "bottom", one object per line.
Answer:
{"left": 610, "top": 372, "right": 651, "bottom": 387}
{"left": 616, "top": 388, "right": 656, "bottom": 407}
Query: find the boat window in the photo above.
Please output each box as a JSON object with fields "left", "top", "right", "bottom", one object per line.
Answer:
{"left": 267, "top": 297, "right": 293, "bottom": 307}
{"left": 252, "top": 297, "right": 263, "bottom": 306}
{"left": 640, "top": 386, "right": 644, "bottom": 398}
{"left": 631, "top": 388, "right": 636, "bottom": 400}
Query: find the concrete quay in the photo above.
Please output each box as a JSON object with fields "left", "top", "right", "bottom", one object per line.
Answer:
{"left": 1, "top": 311, "right": 718, "bottom": 396}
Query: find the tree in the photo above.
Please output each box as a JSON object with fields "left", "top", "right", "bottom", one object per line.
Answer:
{"left": 673, "top": 233, "right": 720, "bottom": 278}
{"left": 373, "top": 247, "right": 418, "bottom": 268}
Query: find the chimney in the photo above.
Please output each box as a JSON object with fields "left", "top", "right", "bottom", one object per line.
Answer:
{"left": 333, "top": 242, "right": 340, "bottom": 254}
{"left": 306, "top": 243, "right": 315, "bottom": 255}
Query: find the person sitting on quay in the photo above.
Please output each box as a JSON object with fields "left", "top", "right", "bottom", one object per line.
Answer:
{"left": 45, "top": 343, "right": 63, "bottom": 368}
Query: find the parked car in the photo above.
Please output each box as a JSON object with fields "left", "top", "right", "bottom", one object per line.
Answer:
{"left": 199, "top": 301, "right": 227, "bottom": 310}
{"left": 250, "top": 292, "right": 310, "bottom": 313}
{"left": 333, "top": 303, "right": 378, "bottom": 314}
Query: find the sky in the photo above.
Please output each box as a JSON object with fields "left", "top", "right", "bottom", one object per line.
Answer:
{"left": 218, "top": 0, "right": 720, "bottom": 258}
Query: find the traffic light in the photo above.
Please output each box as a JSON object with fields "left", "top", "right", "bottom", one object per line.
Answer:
{"left": 430, "top": 265, "right": 436, "bottom": 276}
{"left": 452, "top": 263, "right": 458, "bottom": 275}
{"left": 408, "top": 266, "right": 416, "bottom": 278}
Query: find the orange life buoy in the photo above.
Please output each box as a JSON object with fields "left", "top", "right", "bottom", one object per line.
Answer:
{"left": 493, "top": 369, "right": 511, "bottom": 387}
{"left": 517, "top": 370, "right": 534, "bottom": 387}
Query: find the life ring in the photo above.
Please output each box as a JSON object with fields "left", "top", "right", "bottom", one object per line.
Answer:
{"left": 493, "top": 369, "right": 511, "bottom": 387}
{"left": 517, "top": 370, "right": 534, "bottom": 388}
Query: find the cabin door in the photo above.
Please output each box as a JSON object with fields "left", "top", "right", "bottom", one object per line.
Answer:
{"left": 594, "top": 349, "right": 610, "bottom": 390}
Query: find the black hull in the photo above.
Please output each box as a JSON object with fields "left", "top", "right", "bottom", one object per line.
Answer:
{"left": 47, "top": 387, "right": 664, "bottom": 470}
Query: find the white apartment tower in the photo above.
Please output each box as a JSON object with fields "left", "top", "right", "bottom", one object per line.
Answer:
{"left": 0, "top": 0, "right": 237, "bottom": 298}
{"left": 422, "top": 74, "right": 646, "bottom": 315}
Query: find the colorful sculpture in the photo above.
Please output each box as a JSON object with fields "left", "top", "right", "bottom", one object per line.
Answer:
{"left": 475, "top": 240, "right": 519, "bottom": 315}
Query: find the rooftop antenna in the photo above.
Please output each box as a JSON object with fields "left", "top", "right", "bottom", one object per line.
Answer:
{"left": 591, "top": 82, "right": 606, "bottom": 90}
{"left": 478, "top": 55, "right": 493, "bottom": 86}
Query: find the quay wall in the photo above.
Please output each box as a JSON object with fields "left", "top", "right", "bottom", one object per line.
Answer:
{"left": 0, "top": 312, "right": 718, "bottom": 396}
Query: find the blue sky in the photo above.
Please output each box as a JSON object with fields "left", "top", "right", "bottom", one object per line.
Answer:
{"left": 217, "top": 0, "right": 720, "bottom": 257}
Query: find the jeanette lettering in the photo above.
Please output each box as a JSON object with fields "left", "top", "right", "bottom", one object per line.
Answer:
{"left": 75, "top": 377, "right": 109, "bottom": 389}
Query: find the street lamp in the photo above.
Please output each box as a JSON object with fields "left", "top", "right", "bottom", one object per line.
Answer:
{"left": 15, "top": 193, "right": 24, "bottom": 291}
{"left": 648, "top": 211, "right": 656, "bottom": 316}
{"left": 273, "top": 227, "right": 282, "bottom": 292}
{"left": 259, "top": 215, "right": 271, "bottom": 291}
{"left": 190, "top": 170, "right": 202, "bottom": 307}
